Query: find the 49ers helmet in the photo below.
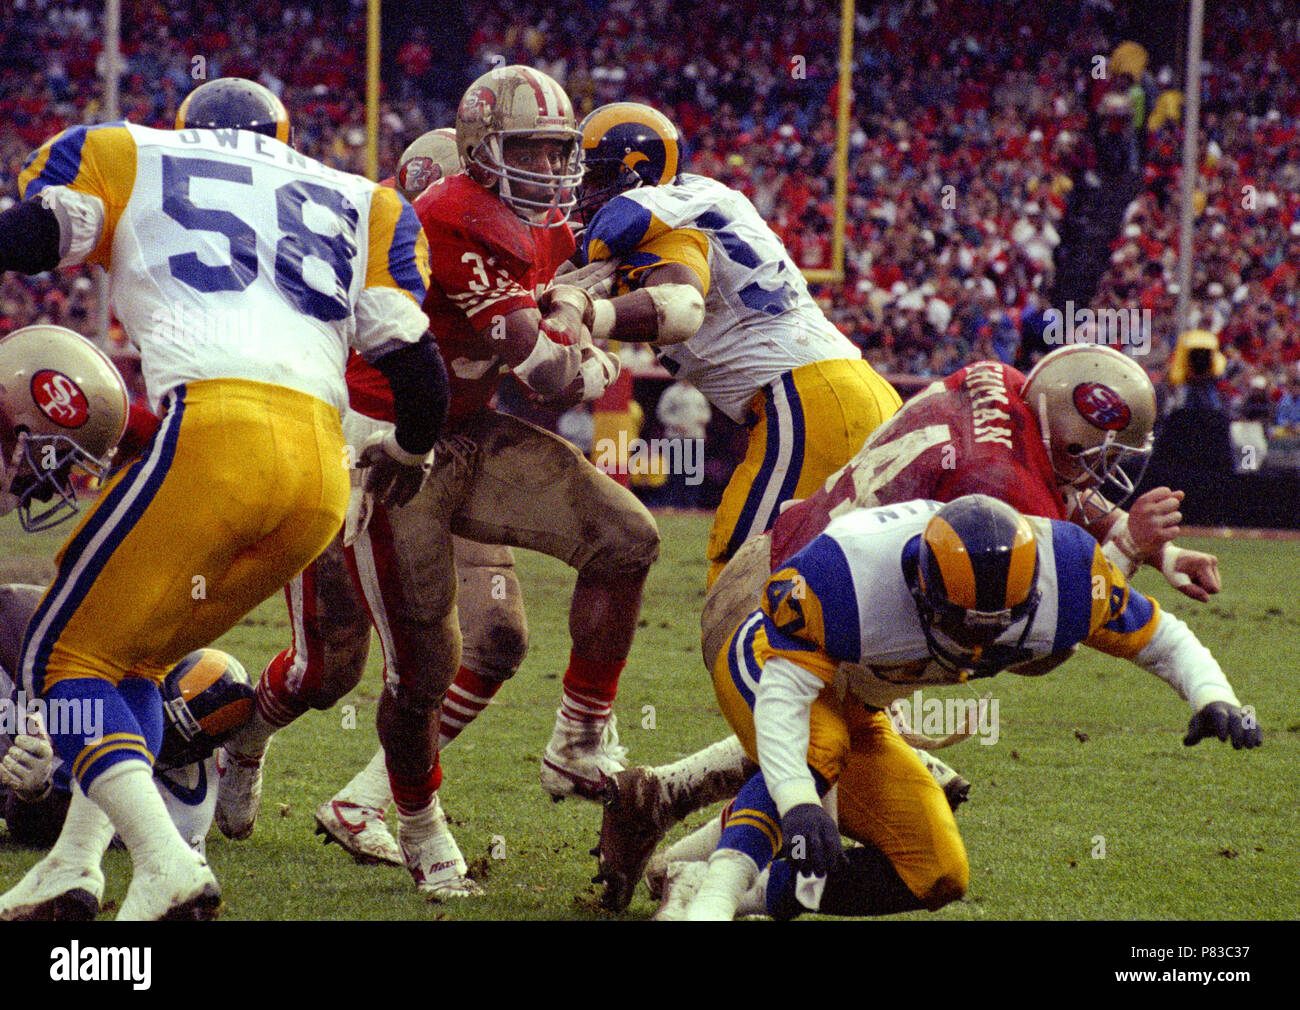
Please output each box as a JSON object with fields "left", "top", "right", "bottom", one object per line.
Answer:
{"left": 158, "top": 649, "right": 255, "bottom": 769}
{"left": 0, "top": 325, "right": 128, "bottom": 532}
{"left": 394, "top": 128, "right": 460, "bottom": 202}
{"left": 176, "top": 78, "right": 291, "bottom": 144}
{"left": 906, "top": 495, "right": 1042, "bottom": 675}
{"left": 456, "top": 65, "right": 582, "bottom": 225}
{"left": 577, "top": 102, "right": 680, "bottom": 221}
{"left": 1022, "top": 344, "right": 1156, "bottom": 514}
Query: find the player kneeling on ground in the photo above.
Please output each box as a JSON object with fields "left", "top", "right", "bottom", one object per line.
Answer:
{"left": 668, "top": 495, "right": 1259, "bottom": 920}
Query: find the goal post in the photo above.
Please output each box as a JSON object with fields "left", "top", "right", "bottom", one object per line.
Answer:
{"left": 802, "top": 0, "right": 853, "bottom": 285}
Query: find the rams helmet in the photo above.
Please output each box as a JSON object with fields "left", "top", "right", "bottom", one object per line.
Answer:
{"left": 0, "top": 325, "right": 129, "bottom": 532}
{"left": 577, "top": 102, "right": 680, "bottom": 220}
{"left": 456, "top": 65, "right": 583, "bottom": 225}
{"left": 1022, "top": 344, "right": 1155, "bottom": 514}
{"left": 907, "top": 495, "right": 1041, "bottom": 675}
{"left": 394, "top": 128, "right": 460, "bottom": 202}
{"left": 157, "top": 649, "right": 255, "bottom": 769}
{"left": 176, "top": 78, "right": 291, "bottom": 144}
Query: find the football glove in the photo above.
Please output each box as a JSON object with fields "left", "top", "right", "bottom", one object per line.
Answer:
{"left": 780, "top": 802, "right": 844, "bottom": 880}
{"left": 1184, "top": 701, "right": 1262, "bottom": 750}
{"left": 0, "top": 718, "right": 54, "bottom": 802}
{"left": 538, "top": 284, "right": 595, "bottom": 346}
{"left": 552, "top": 258, "right": 618, "bottom": 298}
{"left": 357, "top": 430, "right": 432, "bottom": 508}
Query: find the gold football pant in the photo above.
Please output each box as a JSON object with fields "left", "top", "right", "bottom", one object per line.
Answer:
{"left": 712, "top": 615, "right": 968, "bottom": 908}
{"left": 23, "top": 378, "right": 349, "bottom": 697}
{"left": 707, "top": 358, "right": 900, "bottom": 586}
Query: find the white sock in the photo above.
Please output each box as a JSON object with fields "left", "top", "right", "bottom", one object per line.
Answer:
{"left": 662, "top": 815, "right": 725, "bottom": 864}
{"left": 224, "top": 709, "right": 278, "bottom": 760}
{"left": 684, "top": 848, "right": 758, "bottom": 921}
{"left": 46, "top": 784, "right": 114, "bottom": 869}
{"left": 653, "top": 736, "right": 751, "bottom": 816}
{"left": 397, "top": 793, "right": 442, "bottom": 844}
{"left": 736, "top": 867, "right": 770, "bottom": 916}
{"left": 87, "top": 761, "right": 190, "bottom": 869}
{"left": 335, "top": 747, "right": 394, "bottom": 810}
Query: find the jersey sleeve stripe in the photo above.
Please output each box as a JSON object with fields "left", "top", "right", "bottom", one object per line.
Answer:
{"left": 584, "top": 196, "right": 655, "bottom": 260}
{"left": 366, "top": 186, "right": 428, "bottom": 304}
{"left": 1049, "top": 520, "right": 1098, "bottom": 653}
{"left": 623, "top": 227, "right": 710, "bottom": 291}
{"left": 19, "top": 125, "right": 92, "bottom": 197}
{"left": 793, "top": 536, "right": 860, "bottom": 662}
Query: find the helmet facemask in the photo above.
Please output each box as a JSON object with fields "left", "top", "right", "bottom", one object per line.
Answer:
{"left": 576, "top": 157, "right": 643, "bottom": 224}
{"left": 911, "top": 577, "right": 1042, "bottom": 677}
{"left": 1033, "top": 391, "right": 1153, "bottom": 520}
{"left": 3, "top": 430, "right": 113, "bottom": 533}
{"left": 474, "top": 132, "right": 583, "bottom": 226}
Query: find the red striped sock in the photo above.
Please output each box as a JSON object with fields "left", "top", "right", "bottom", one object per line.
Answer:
{"left": 439, "top": 667, "right": 503, "bottom": 749}
{"left": 559, "top": 651, "right": 624, "bottom": 724}
{"left": 388, "top": 756, "right": 443, "bottom": 817}
{"left": 256, "top": 651, "right": 310, "bottom": 728}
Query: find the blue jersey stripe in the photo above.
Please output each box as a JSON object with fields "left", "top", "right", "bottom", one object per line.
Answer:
{"left": 387, "top": 198, "right": 428, "bottom": 303}
{"left": 23, "top": 122, "right": 123, "bottom": 197}
{"left": 792, "top": 534, "right": 861, "bottom": 662}
{"left": 1050, "top": 520, "right": 1097, "bottom": 653}
{"left": 585, "top": 195, "right": 652, "bottom": 259}
{"left": 1106, "top": 584, "right": 1154, "bottom": 633}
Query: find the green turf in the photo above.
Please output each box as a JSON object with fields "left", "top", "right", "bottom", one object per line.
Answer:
{"left": 1, "top": 513, "right": 1296, "bottom": 920}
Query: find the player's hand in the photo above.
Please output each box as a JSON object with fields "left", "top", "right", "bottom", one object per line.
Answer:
{"left": 357, "top": 430, "right": 431, "bottom": 508}
{"left": 1184, "top": 701, "right": 1262, "bottom": 750}
{"left": 538, "top": 284, "right": 595, "bottom": 345}
{"left": 1126, "top": 487, "right": 1184, "bottom": 557}
{"left": 1162, "top": 546, "right": 1221, "bottom": 602}
{"left": 0, "top": 715, "right": 54, "bottom": 801}
{"left": 780, "top": 803, "right": 844, "bottom": 881}
{"left": 551, "top": 258, "right": 617, "bottom": 298}
{"left": 578, "top": 344, "right": 621, "bottom": 401}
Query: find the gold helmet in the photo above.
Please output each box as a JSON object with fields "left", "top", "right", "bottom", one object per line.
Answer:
{"left": 394, "top": 128, "right": 460, "bottom": 202}
{"left": 455, "top": 65, "right": 582, "bottom": 225}
{"left": 1021, "top": 344, "right": 1156, "bottom": 513}
{"left": 0, "top": 325, "right": 129, "bottom": 532}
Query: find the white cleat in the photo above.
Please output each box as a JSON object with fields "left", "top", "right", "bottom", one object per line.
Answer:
{"left": 540, "top": 711, "right": 628, "bottom": 801}
{"left": 314, "top": 799, "right": 403, "bottom": 866}
{"left": 0, "top": 855, "right": 103, "bottom": 922}
{"left": 652, "top": 861, "right": 708, "bottom": 921}
{"left": 116, "top": 847, "right": 221, "bottom": 921}
{"left": 215, "top": 746, "right": 264, "bottom": 840}
{"left": 400, "top": 797, "right": 484, "bottom": 902}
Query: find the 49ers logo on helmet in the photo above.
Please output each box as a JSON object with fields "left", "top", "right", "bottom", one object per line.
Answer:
{"left": 31, "top": 370, "right": 89, "bottom": 428}
{"left": 398, "top": 156, "right": 441, "bottom": 194}
{"left": 459, "top": 87, "right": 496, "bottom": 125}
{"left": 1073, "top": 382, "right": 1130, "bottom": 431}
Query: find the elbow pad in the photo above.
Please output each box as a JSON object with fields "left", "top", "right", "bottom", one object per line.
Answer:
{"left": 647, "top": 283, "right": 705, "bottom": 344}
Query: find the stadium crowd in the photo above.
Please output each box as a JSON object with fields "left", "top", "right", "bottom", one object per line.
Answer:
{"left": 2, "top": 0, "right": 1298, "bottom": 431}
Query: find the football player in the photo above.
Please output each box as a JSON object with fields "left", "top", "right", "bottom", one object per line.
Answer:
{"left": 217, "top": 66, "right": 659, "bottom": 900}
{"left": 0, "top": 76, "right": 448, "bottom": 920}
{"left": 303, "top": 126, "right": 534, "bottom": 869}
{"left": 1, "top": 582, "right": 253, "bottom": 921}
{"left": 569, "top": 102, "right": 903, "bottom": 587}
{"left": 681, "top": 494, "right": 1260, "bottom": 920}
{"left": 595, "top": 344, "right": 1225, "bottom": 909}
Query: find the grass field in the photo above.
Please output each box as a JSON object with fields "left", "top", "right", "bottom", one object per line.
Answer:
{"left": 1, "top": 511, "right": 1297, "bottom": 921}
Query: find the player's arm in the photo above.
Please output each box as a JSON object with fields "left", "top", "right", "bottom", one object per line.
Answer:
{"left": 1080, "top": 540, "right": 1260, "bottom": 749}
{"left": 0, "top": 198, "right": 63, "bottom": 274}
{"left": 355, "top": 188, "right": 450, "bottom": 504}
{"left": 588, "top": 261, "right": 705, "bottom": 346}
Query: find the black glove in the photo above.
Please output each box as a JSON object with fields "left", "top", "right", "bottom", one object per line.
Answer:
{"left": 780, "top": 803, "right": 844, "bottom": 879}
{"left": 1184, "top": 701, "right": 1262, "bottom": 750}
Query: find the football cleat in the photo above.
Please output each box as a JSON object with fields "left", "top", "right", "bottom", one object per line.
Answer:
{"left": 593, "top": 766, "right": 673, "bottom": 911}
{"left": 314, "top": 799, "right": 403, "bottom": 866}
{"left": 540, "top": 711, "right": 628, "bottom": 801}
{"left": 214, "top": 745, "right": 264, "bottom": 840}
{"left": 0, "top": 855, "right": 102, "bottom": 922}
{"left": 399, "top": 797, "right": 484, "bottom": 902}
{"left": 652, "top": 860, "right": 708, "bottom": 922}
{"left": 116, "top": 847, "right": 221, "bottom": 921}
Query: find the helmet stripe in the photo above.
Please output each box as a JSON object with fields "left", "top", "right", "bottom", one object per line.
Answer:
{"left": 1004, "top": 524, "right": 1039, "bottom": 609}
{"left": 925, "top": 517, "right": 978, "bottom": 610}
{"left": 517, "top": 66, "right": 550, "bottom": 118}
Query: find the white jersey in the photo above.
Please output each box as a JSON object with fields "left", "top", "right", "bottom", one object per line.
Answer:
{"left": 20, "top": 122, "right": 431, "bottom": 414}
{"left": 584, "top": 173, "right": 860, "bottom": 422}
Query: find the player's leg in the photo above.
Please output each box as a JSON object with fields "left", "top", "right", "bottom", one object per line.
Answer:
{"left": 318, "top": 538, "right": 527, "bottom": 863}
{"left": 215, "top": 534, "right": 372, "bottom": 840}
{"left": 6, "top": 380, "right": 347, "bottom": 920}
{"left": 453, "top": 412, "right": 659, "bottom": 801}
{"left": 762, "top": 708, "right": 968, "bottom": 918}
{"left": 352, "top": 488, "right": 479, "bottom": 899}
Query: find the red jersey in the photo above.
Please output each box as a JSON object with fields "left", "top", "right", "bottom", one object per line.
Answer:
{"left": 346, "top": 173, "right": 575, "bottom": 425}
{"left": 770, "top": 362, "right": 1068, "bottom": 566}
